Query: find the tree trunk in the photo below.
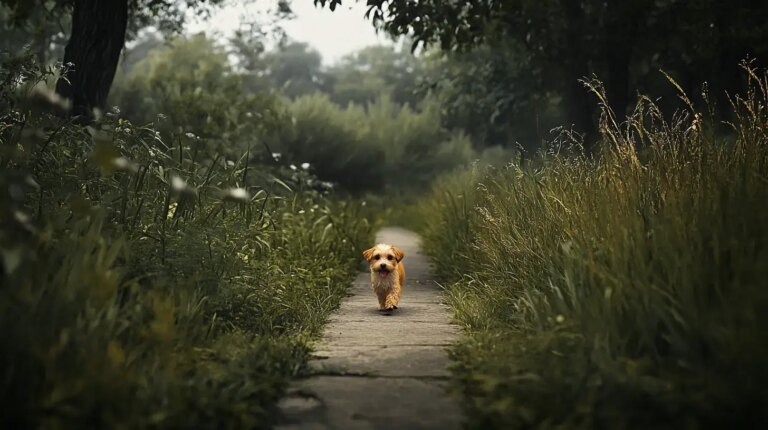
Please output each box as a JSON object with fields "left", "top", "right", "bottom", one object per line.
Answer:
{"left": 55, "top": 0, "right": 128, "bottom": 120}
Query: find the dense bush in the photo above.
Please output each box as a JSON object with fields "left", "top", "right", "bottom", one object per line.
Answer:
{"left": 272, "top": 93, "right": 474, "bottom": 193}
{"left": 111, "top": 35, "right": 475, "bottom": 195}
{"left": 419, "top": 71, "right": 768, "bottom": 428}
{"left": 0, "top": 53, "right": 373, "bottom": 429}
{"left": 111, "top": 34, "right": 285, "bottom": 159}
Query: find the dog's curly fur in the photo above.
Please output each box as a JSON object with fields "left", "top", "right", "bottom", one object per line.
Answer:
{"left": 362, "top": 244, "right": 405, "bottom": 311}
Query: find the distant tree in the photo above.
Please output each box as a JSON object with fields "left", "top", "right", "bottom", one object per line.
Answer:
{"left": 0, "top": 2, "right": 69, "bottom": 65}
{"left": 119, "top": 29, "right": 165, "bottom": 75}
{"left": 317, "top": 0, "right": 768, "bottom": 149}
{"left": 111, "top": 33, "right": 283, "bottom": 147}
{"left": 0, "top": 0, "right": 238, "bottom": 119}
{"left": 260, "top": 42, "right": 326, "bottom": 98}
{"left": 421, "top": 40, "right": 566, "bottom": 150}
{"left": 325, "top": 44, "right": 422, "bottom": 107}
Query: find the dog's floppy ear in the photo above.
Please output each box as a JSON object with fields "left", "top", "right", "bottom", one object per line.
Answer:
{"left": 392, "top": 246, "right": 405, "bottom": 262}
{"left": 362, "top": 247, "right": 375, "bottom": 261}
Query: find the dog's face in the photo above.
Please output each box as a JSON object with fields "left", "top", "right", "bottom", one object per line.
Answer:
{"left": 363, "top": 244, "right": 404, "bottom": 279}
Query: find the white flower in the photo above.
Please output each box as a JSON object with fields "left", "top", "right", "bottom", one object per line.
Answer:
{"left": 185, "top": 132, "right": 196, "bottom": 139}
{"left": 222, "top": 188, "right": 250, "bottom": 203}
{"left": 271, "top": 152, "right": 282, "bottom": 161}
{"left": 301, "top": 162, "right": 310, "bottom": 170}
{"left": 289, "top": 164, "right": 297, "bottom": 171}
{"left": 171, "top": 175, "right": 197, "bottom": 197}
{"left": 171, "top": 176, "right": 187, "bottom": 192}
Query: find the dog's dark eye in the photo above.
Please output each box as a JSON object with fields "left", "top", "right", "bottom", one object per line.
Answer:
{"left": 387, "top": 255, "right": 393, "bottom": 261}
{"left": 374, "top": 255, "right": 380, "bottom": 260}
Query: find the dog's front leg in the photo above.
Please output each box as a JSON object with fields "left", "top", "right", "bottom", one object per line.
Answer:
{"left": 384, "top": 290, "right": 399, "bottom": 310}
{"left": 376, "top": 289, "right": 389, "bottom": 310}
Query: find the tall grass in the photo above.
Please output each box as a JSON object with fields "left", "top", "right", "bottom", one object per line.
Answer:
{"left": 420, "top": 67, "right": 768, "bottom": 428}
{"left": 0, "top": 54, "right": 374, "bottom": 428}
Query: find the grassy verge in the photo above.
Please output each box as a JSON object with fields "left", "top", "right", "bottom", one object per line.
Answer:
{"left": 0, "top": 57, "right": 374, "bottom": 428}
{"left": 419, "top": 72, "right": 768, "bottom": 428}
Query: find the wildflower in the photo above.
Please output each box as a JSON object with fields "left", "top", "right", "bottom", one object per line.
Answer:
{"left": 290, "top": 164, "right": 297, "bottom": 171}
{"left": 171, "top": 176, "right": 198, "bottom": 201}
{"left": 112, "top": 157, "right": 130, "bottom": 170}
{"left": 222, "top": 187, "right": 250, "bottom": 203}
{"left": 272, "top": 152, "right": 282, "bottom": 161}
{"left": 171, "top": 176, "right": 188, "bottom": 193}
{"left": 301, "top": 162, "right": 310, "bottom": 170}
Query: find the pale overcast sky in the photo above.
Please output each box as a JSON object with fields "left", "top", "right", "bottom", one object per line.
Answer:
{"left": 187, "top": 0, "right": 392, "bottom": 65}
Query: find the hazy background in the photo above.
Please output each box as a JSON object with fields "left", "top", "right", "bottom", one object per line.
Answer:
{"left": 189, "top": 0, "right": 390, "bottom": 64}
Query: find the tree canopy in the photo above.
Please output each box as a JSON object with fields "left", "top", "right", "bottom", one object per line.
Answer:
{"left": 316, "top": 0, "right": 768, "bottom": 147}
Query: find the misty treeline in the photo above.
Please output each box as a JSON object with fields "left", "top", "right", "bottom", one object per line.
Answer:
{"left": 5, "top": 1, "right": 768, "bottom": 191}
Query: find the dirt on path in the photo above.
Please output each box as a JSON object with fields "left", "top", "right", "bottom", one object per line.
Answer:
{"left": 275, "top": 227, "right": 463, "bottom": 430}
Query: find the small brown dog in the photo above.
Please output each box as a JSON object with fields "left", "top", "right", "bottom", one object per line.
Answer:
{"left": 363, "top": 244, "right": 405, "bottom": 311}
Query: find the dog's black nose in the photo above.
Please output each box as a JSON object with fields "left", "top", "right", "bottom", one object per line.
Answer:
{"left": 380, "top": 263, "right": 387, "bottom": 269}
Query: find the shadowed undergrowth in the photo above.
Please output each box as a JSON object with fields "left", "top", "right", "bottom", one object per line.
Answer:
{"left": 419, "top": 68, "right": 768, "bottom": 428}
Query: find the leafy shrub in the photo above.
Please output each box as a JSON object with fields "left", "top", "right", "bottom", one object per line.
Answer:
{"left": 0, "top": 53, "right": 373, "bottom": 429}
{"left": 419, "top": 69, "right": 768, "bottom": 428}
{"left": 111, "top": 34, "right": 285, "bottom": 159}
{"left": 271, "top": 93, "right": 382, "bottom": 193}
{"left": 272, "top": 94, "right": 475, "bottom": 194}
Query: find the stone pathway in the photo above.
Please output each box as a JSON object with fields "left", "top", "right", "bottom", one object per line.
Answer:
{"left": 275, "top": 227, "right": 462, "bottom": 430}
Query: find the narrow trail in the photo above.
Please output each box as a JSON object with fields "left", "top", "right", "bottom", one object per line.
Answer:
{"left": 275, "top": 227, "right": 463, "bottom": 430}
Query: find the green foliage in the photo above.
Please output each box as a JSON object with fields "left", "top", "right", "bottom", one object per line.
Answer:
{"left": 0, "top": 0, "right": 233, "bottom": 37}
{"left": 0, "top": 53, "right": 373, "bottom": 428}
{"left": 111, "top": 34, "right": 284, "bottom": 150}
{"left": 419, "top": 71, "right": 768, "bottom": 428}
{"left": 272, "top": 93, "right": 474, "bottom": 193}
{"left": 110, "top": 34, "right": 488, "bottom": 196}
{"left": 0, "top": 2, "right": 68, "bottom": 65}
{"left": 251, "top": 41, "right": 327, "bottom": 99}
{"left": 421, "top": 41, "right": 566, "bottom": 151}
{"left": 319, "top": 0, "right": 768, "bottom": 149}
{"left": 325, "top": 44, "right": 423, "bottom": 108}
